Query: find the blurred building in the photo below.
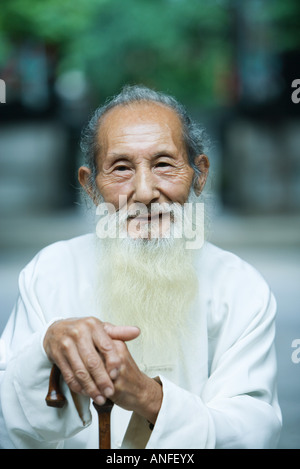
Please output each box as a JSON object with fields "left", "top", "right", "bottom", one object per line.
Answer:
{"left": 0, "top": 41, "right": 91, "bottom": 223}
{"left": 219, "top": 1, "right": 300, "bottom": 214}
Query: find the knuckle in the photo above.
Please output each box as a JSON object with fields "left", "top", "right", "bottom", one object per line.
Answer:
{"left": 74, "top": 368, "right": 90, "bottom": 383}
{"left": 102, "top": 321, "right": 112, "bottom": 332}
{"left": 70, "top": 327, "right": 80, "bottom": 339}
{"left": 85, "top": 316, "right": 99, "bottom": 328}
{"left": 86, "top": 354, "right": 100, "bottom": 371}
{"left": 64, "top": 375, "right": 81, "bottom": 392}
{"left": 63, "top": 373, "right": 74, "bottom": 386}
{"left": 60, "top": 337, "right": 72, "bottom": 352}
{"left": 100, "top": 339, "right": 113, "bottom": 352}
{"left": 106, "top": 353, "right": 121, "bottom": 370}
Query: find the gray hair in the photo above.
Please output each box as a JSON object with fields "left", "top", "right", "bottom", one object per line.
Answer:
{"left": 80, "top": 84, "right": 209, "bottom": 192}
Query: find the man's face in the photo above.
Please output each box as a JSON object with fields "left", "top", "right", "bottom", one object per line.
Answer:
{"left": 93, "top": 102, "right": 195, "bottom": 237}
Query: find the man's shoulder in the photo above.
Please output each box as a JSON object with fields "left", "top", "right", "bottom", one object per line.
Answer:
{"left": 40, "top": 233, "right": 94, "bottom": 255}
{"left": 200, "top": 241, "right": 249, "bottom": 270}
{"left": 21, "top": 234, "right": 95, "bottom": 280}
{"left": 200, "top": 243, "right": 275, "bottom": 335}
{"left": 36, "top": 233, "right": 95, "bottom": 262}
{"left": 200, "top": 242, "right": 270, "bottom": 296}
{"left": 15, "top": 234, "right": 97, "bottom": 322}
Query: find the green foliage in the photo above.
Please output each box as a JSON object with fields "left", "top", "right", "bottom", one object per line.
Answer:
{"left": 0, "top": 0, "right": 232, "bottom": 105}
{"left": 0, "top": 0, "right": 105, "bottom": 42}
{"left": 66, "top": 0, "right": 231, "bottom": 104}
{"left": 1, "top": 0, "right": 299, "bottom": 106}
{"left": 265, "top": 0, "right": 300, "bottom": 50}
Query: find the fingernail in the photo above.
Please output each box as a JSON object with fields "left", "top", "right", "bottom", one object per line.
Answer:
{"left": 104, "top": 387, "right": 114, "bottom": 398}
{"left": 95, "top": 395, "right": 105, "bottom": 405}
{"left": 110, "top": 368, "right": 119, "bottom": 380}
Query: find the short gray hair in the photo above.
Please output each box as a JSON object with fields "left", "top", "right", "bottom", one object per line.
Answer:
{"left": 80, "top": 84, "right": 209, "bottom": 191}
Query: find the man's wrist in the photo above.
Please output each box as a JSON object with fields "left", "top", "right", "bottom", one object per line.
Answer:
{"left": 135, "top": 375, "right": 162, "bottom": 426}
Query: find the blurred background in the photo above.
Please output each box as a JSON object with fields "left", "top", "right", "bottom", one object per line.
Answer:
{"left": 0, "top": 0, "right": 299, "bottom": 448}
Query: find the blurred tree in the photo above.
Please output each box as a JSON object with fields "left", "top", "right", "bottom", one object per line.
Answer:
{"left": 0, "top": 0, "right": 104, "bottom": 43}
{"left": 266, "top": 0, "right": 300, "bottom": 51}
{"left": 0, "top": 0, "right": 232, "bottom": 107}
{"left": 0, "top": 0, "right": 299, "bottom": 107}
{"left": 67, "top": 0, "right": 231, "bottom": 106}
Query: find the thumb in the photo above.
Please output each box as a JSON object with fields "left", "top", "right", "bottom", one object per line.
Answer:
{"left": 103, "top": 323, "right": 140, "bottom": 341}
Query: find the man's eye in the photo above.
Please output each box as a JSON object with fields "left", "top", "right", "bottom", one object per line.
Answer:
{"left": 156, "top": 162, "right": 171, "bottom": 168}
{"left": 115, "top": 166, "right": 129, "bottom": 172}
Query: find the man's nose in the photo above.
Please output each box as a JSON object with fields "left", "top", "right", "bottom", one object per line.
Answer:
{"left": 132, "top": 168, "right": 160, "bottom": 205}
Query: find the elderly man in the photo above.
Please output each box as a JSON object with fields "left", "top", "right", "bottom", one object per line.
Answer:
{"left": 0, "top": 85, "right": 281, "bottom": 449}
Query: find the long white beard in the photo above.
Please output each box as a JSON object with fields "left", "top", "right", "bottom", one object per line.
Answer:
{"left": 94, "top": 196, "right": 203, "bottom": 370}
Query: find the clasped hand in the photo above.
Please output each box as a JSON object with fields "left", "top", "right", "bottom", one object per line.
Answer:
{"left": 43, "top": 317, "right": 162, "bottom": 424}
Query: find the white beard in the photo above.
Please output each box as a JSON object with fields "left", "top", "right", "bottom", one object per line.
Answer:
{"left": 94, "top": 196, "right": 202, "bottom": 370}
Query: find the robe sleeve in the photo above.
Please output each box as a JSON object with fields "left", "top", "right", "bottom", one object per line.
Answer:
{"left": 122, "top": 269, "right": 282, "bottom": 449}
{"left": 0, "top": 257, "right": 92, "bottom": 449}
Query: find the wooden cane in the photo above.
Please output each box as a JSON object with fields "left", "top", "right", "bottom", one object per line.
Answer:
{"left": 45, "top": 364, "right": 67, "bottom": 408}
{"left": 46, "top": 364, "right": 114, "bottom": 449}
{"left": 93, "top": 399, "right": 114, "bottom": 450}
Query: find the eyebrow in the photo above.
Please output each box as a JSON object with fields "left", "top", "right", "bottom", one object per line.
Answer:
{"left": 106, "top": 153, "right": 131, "bottom": 163}
{"left": 106, "top": 149, "right": 176, "bottom": 162}
{"left": 152, "top": 151, "right": 176, "bottom": 159}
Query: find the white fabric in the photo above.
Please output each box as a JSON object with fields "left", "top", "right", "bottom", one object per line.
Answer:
{"left": 0, "top": 234, "right": 282, "bottom": 449}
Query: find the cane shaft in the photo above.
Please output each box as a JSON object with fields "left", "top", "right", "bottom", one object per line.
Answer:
{"left": 93, "top": 400, "right": 114, "bottom": 450}
{"left": 46, "top": 364, "right": 114, "bottom": 448}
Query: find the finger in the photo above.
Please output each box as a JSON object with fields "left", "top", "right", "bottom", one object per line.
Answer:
{"left": 98, "top": 325, "right": 140, "bottom": 381}
{"left": 55, "top": 356, "right": 83, "bottom": 395}
{"left": 103, "top": 323, "right": 141, "bottom": 341}
{"left": 77, "top": 340, "right": 115, "bottom": 399}
{"left": 62, "top": 344, "right": 108, "bottom": 404}
{"left": 51, "top": 338, "right": 85, "bottom": 395}
{"left": 92, "top": 326, "right": 124, "bottom": 380}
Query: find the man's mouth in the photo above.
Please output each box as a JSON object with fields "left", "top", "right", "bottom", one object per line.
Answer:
{"left": 127, "top": 212, "right": 171, "bottom": 223}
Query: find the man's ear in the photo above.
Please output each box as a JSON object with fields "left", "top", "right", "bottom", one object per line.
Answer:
{"left": 193, "top": 154, "right": 210, "bottom": 196}
{"left": 78, "top": 166, "right": 98, "bottom": 204}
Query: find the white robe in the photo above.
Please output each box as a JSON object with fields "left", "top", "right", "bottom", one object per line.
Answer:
{"left": 0, "top": 234, "right": 282, "bottom": 449}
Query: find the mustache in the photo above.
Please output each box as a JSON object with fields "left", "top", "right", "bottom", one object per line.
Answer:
{"left": 125, "top": 203, "right": 179, "bottom": 220}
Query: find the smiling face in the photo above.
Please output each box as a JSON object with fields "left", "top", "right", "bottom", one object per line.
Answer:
{"left": 96, "top": 102, "right": 194, "bottom": 205}
{"left": 79, "top": 101, "right": 209, "bottom": 238}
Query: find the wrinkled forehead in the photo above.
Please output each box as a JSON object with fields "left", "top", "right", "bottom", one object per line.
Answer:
{"left": 96, "top": 102, "right": 185, "bottom": 154}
